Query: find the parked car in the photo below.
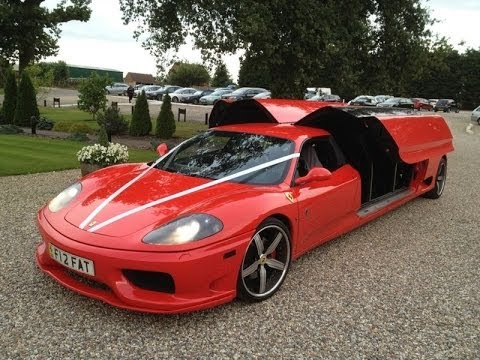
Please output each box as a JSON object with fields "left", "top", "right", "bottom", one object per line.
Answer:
{"left": 434, "top": 99, "right": 460, "bottom": 113}
{"left": 412, "top": 98, "right": 433, "bottom": 111}
{"left": 199, "top": 89, "right": 233, "bottom": 105}
{"left": 307, "top": 94, "right": 342, "bottom": 102}
{"left": 253, "top": 91, "right": 272, "bottom": 99}
{"left": 348, "top": 95, "right": 377, "bottom": 106}
{"left": 149, "top": 85, "right": 182, "bottom": 100}
{"left": 374, "top": 95, "right": 393, "bottom": 104}
{"left": 105, "top": 83, "right": 129, "bottom": 95}
{"left": 428, "top": 99, "right": 439, "bottom": 107}
{"left": 222, "top": 87, "right": 269, "bottom": 101}
{"left": 471, "top": 105, "right": 480, "bottom": 125}
{"left": 180, "top": 89, "right": 215, "bottom": 104}
{"left": 36, "top": 99, "right": 453, "bottom": 313}
{"left": 377, "top": 97, "right": 414, "bottom": 109}
{"left": 169, "top": 88, "right": 199, "bottom": 103}
{"left": 135, "top": 85, "right": 161, "bottom": 98}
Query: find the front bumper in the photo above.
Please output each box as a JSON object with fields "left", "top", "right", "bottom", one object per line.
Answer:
{"left": 36, "top": 210, "right": 250, "bottom": 314}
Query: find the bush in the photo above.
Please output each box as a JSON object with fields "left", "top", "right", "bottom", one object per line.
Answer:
{"left": 155, "top": 93, "right": 176, "bottom": 139}
{"left": 129, "top": 91, "right": 152, "bottom": 136}
{"left": 66, "top": 132, "right": 89, "bottom": 142}
{"left": 52, "top": 121, "right": 93, "bottom": 134}
{"left": 36, "top": 116, "right": 55, "bottom": 130}
{"left": 69, "top": 123, "right": 94, "bottom": 134}
{"left": 97, "top": 106, "right": 128, "bottom": 135}
{"left": 97, "top": 125, "right": 109, "bottom": 146}
{"left": 1, "top": 69, "right": 17, "bottom": 124}
{"left": 14, "top": 72, "right": 39, "bottom": 127}
{"left": 0, "top": 124, "right": 24, "bottom": 134}
{"left": 52, "top": 121, "right": 72, "bottom": 132}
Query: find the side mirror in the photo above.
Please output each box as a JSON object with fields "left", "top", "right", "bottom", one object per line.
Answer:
{"left": 295, "top": 167, "right": 332, "bottom": 186}
{"left": 156, "top": 143, "right": 168, "bottom": 156}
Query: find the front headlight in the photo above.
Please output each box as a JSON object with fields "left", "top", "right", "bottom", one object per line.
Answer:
{"left": 48, "top": 182, "right": 82, "bottom": 213}
{"left": 143, "top": 214, "right": 223, "bottom": 245}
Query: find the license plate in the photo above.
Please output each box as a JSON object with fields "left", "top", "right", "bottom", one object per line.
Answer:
{"left": 48, "top": 243, "right": 95, "bottom": 276}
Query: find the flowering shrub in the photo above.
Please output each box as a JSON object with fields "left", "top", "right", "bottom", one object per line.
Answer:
{"left": 77, "top": 143, "right": 129, "bottom": 166}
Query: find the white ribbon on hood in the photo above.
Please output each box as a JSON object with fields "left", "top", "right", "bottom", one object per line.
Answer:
{"left": 86, "top": 152, "right": 300, "bottom": 233}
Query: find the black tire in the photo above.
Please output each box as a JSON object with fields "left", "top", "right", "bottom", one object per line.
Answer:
{"left": 237, "top": 217, "right": 291, "bottom": 301}
{"left": 423, "top": 157, "right": 447, "bottom": 199}
{"left": 477, "top": 118, "right": 480, "bottom": 126}
{"left": 193, "top": 99, "right": 199, "bottom": 104}
{"left": 172, "top": 96, "right": 178, "bottom": 102}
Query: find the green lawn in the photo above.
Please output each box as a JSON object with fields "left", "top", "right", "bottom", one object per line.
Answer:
{"left": 0, "top": 135, "right": 157, "bottom": 176}
{"left": 39, "top": 107, "right": 207, "bottom": 138}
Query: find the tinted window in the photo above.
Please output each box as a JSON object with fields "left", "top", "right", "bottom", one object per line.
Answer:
{"left": 156, "top": 131, "right": 294, "bottom": 185}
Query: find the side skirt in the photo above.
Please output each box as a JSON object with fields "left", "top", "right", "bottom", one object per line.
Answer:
{"left": 357, "top": 188, "right": 413, "bottom": 218}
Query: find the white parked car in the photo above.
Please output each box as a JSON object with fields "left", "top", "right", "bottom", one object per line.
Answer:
{"left": 105, "top": 83, "right": 129, "bottom": 95}
{"left": 471, "top": 106, "right": 480, "bottom": 125}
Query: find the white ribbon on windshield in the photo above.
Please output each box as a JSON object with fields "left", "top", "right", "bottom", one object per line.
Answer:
{"left": 87, "top": 153, "right": 300, "bottom": 233}
{"left": 79, "top": 142, "right": 184, "bottom": 230}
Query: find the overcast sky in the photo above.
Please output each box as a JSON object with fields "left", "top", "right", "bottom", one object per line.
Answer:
{"left": 43, "top": 0, "right": 480, "bottom": 81}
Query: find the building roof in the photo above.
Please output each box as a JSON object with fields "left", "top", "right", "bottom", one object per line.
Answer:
{"left": 124, "top": 72, "right": 155, "bottom": 84}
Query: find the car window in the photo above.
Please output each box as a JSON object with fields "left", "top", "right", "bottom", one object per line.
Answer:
{"left": 156, "top": 130, "right": 294, "bottom": 185}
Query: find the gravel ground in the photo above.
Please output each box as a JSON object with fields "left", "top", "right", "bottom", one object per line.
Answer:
{"left": 0, "top": 112, "right": 479, "bottom": 359}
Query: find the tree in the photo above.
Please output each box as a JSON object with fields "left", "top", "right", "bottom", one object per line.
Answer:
{"left": 120, "top": 0, "right": 434, "bottom": 98}
{"left": 0, "top": 0, "right": 92, "bottom": 72}
{"left": 211, "top": 62, "right": 232, "bottom": 87}
{"left": 155, "top": 94, "right": 175, "bottom": 139}
{"left": 166, "top": 62, "right": 210, "bottom": 87}
{"left": 238, "top": 51, "right": 272, "bottom": 89}
{"left": 129, "top": 91, "right": 152, "bottom": 136}
{"left": 1, "top": 69, "right": 17, "bottom": 124}
{"left": 53, "top": 61, "right": 69, "bottom": 87}
{"left": 14, "top": 71, "right": 39, "bottom": 127}
{"left": 78, "top": 72, "right": 110, "bottom": 121}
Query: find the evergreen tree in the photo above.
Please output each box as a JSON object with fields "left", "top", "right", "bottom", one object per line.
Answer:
{"left": 129, "top": 90, "right": 152, "bottom": 136}
{"left": 155, "top": 93, "right": 175, "bottom": 139}
{"left": 211, "top": 62, "right": 232, "bottom": 87}
{"left": 97, "top": 125, "right": 109, "bottom": 146}
{"left": 13, "top": 71, "right": 38, "bottom": 127}
{"left": 1, "top": 68, "right": 17, "bottom": 124}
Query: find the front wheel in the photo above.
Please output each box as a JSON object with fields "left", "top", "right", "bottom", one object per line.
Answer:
{"left": 423, "top": 157, "right": 447, "bottom": 199}
{"left": 237, "top": 218, "right": 291, "bottom": 301}
{"left": 172, "top": 96, "right": 178, "bottom": 102}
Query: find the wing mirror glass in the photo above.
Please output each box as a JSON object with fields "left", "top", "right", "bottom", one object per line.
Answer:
{"left": 156, "top": 143, "right": 168, "bottom": 156}
{"left": 295, "top": 167, "right": 332, "bottom": 185}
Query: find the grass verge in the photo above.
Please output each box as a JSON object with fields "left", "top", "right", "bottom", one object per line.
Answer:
{"left": 0, "top": 134, "right": 157, "bottom": 176}
{"left": 39, "top": 107, "right": 206, "bottom": 138}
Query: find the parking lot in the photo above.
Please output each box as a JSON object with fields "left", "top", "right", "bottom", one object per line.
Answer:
{"left": 0, "top": 112, "right": 478, "bottom": 358}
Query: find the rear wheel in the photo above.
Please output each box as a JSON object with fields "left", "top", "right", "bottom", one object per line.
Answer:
{"left": 237, "top": 218, "right": 291, "bottom": 301}
{"left": 172, "top": 96, "right": 178, "bottom": 102}
{"left": 193, "top": 99, "right": 199, "bottom": 104}
{"left": 423, "top": 157, "right": 447, "bottom": 199}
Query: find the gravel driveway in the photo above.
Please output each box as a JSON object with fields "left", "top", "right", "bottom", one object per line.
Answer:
{"left": 0, "top": 112, "right": 479, "bottom": 359}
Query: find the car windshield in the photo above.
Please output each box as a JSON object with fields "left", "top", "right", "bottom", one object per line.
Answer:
{"left": 437, "top": 99, "right": 448, "bottom": 105}
{"left": 155, "top": 130, "right": 294, "bottom": 185}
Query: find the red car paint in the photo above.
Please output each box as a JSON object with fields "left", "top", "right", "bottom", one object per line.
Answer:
{"left": 36, "top": 99, "right": 453, "bottom": 313}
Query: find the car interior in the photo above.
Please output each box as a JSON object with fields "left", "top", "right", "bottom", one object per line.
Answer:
{"left": 297, "top": 107, "right": 414, "bottom": 205}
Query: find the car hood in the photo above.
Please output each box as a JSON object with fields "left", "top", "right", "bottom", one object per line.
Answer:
{"left": 64, "top": 164, "right": 250, "bottom": 237}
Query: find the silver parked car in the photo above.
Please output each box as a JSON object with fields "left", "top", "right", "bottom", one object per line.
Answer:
{"left": 170, "top": 88, "right": 198, "bottom": 103}
{"left": 471, "top": 106, "right": 480, "bottom": 125}
{"left": 105, "top": 83, "right": 129, "bottom": 95}
{"left": 199, "top": 89, "right": 233, "bottom": 105}
{"left": 136, "top": 85, "right": 162, "bottom": 98}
